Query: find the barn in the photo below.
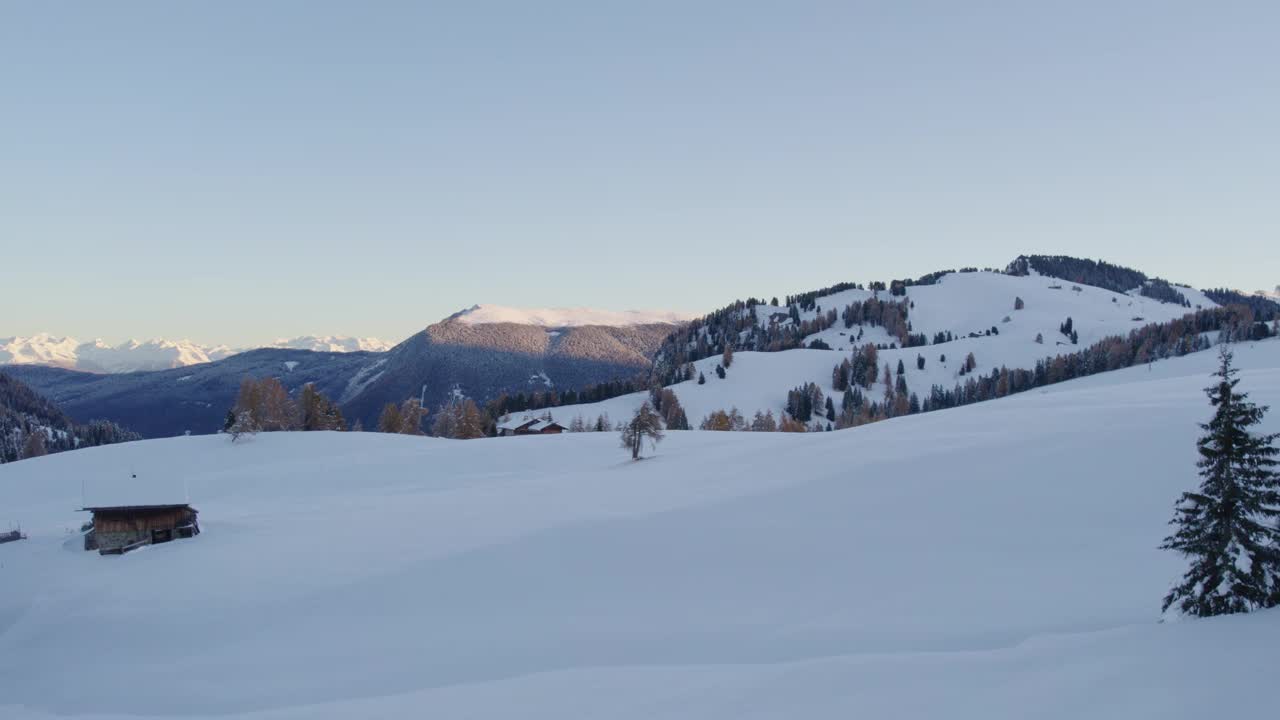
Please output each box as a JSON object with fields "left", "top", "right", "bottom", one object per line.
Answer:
{"left": 83, "top": 504, "right": 200, "bottom": 554}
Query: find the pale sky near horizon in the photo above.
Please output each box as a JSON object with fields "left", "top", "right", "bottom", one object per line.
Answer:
{"left": 2, "top": 1, "right": 1276, "bottom": 346}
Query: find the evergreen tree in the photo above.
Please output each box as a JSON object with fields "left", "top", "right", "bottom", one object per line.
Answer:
{"left": 698, "top": 372, "right": 706, "bottom": 385}
{"left": 750, "top": 410, "right": 778, "bottom": 432}
{"left": 1161, "top": 348, "right": 1280, "bottom": 616}
{"left": 897, "top": 359, "right": 905, "bottom": 375}
{"left": 715, "top": 364, "right": 726, "bottom": 379}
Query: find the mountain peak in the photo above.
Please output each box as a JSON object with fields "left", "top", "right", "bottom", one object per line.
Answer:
{"left": 1, "top": 333, "right": 391, "bottom": 373}
{"left": 447, "top": 304, "right": 697, "bottom": 328}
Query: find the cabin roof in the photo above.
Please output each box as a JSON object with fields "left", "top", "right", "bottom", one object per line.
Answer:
{"left": 497, "top": 416, "right": 540, "bottom": 431}
{"left": 82, "top": 503, "right": 195, "bottom": 513}
{"left": 82, "top": 472, "right": 188, "bottom": 510}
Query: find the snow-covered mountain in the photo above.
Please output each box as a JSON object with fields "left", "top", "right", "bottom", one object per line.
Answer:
{"left": 338, "top": 308, "right": 691, "bottom": 427}
{"left": 0, "top": 334, "right": 231, "bottom": 373}
{"left": 0, "top": 334, "right": 390, "bottom": 373}
{"left": 449, "top": 304, "right": 699, "bottom": 328}
{"left": 267, "top": 336, "right": 394, "bottom": 353}
{"left": 2, "top": 306, "right": 694, "bottom": 437}
{"left": 0, "top": 333, "right": 81, "bottom": 368}
{"left": 2, "top": 339, "right": 1277, "bottom": 718}
{"left": 3, "top": 261, "right": 1266, "bottom": 438}
{"left": 541, "top": 266, "right": 1236, "bottom": 429}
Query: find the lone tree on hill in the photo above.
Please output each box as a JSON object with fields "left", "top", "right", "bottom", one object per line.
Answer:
{"left": 1161, "top": 347, "right": 1280, "bottom": 617}
{"left": 227, "top": 410, "right": 260, "bottom": 443}
{"left": 620, "top": 402, "right": 664, "bottom": 460}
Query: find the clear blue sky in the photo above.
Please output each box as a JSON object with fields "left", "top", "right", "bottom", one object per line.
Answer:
{"left": 3, "top": 1, "right": 1276, "bottom": 346}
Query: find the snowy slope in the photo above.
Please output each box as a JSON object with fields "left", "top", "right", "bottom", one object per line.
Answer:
{"left": 1, "top": 338, "right": 1278, "bottom": 719}
{"left": 267, "top": 335, "right": 393, "bottom": 353}
{"left": 548, "top": 270, "right": 1222, "bottom": 428}
{"left": 449, "top": 303, "right": 698, "bottom": 328}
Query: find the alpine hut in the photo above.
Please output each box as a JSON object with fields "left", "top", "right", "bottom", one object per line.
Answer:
{"left": 81, "top": 473, "right": 200, "bottom": 554}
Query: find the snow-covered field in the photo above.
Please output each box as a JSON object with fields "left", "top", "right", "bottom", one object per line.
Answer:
{"left": 2, "top": 339, "right": 1278, "bottom": 719}
{"left": 542, "top": 270, "right": 1222, "bottom": 428}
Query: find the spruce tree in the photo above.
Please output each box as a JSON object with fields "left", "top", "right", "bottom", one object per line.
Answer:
{"left": 1161, "top": 347, "right": 1280, "bottom": 616}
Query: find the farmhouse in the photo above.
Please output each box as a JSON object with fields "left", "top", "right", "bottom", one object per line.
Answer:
{"left": 83, "top": 504, "right": 200, "bottom": 554}
{"left": 496, "top": 416, "right": 567, "bottom": 436}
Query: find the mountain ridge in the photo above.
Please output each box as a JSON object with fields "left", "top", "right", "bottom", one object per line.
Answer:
{"left": 0, "top": 334, "right": 391, "bottom": 373}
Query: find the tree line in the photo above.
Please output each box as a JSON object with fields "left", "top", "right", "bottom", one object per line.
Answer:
{"left": 0, "top": 371, "right": 139, "bottom": 463}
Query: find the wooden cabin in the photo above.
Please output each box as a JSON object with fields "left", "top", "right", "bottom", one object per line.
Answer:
{"left": 83, "top": 504, "right": 200, "bottom": 555}
{"left": 497, "top": 417, "right": 539, "bottom": 436}
{"left": 526, "top": 419, "right": 566, "bottom": 435}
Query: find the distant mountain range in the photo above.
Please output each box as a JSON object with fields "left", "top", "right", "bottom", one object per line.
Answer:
{"left": 2, "top": 306, "right": 693, "bottom": 437}
{"left": 0, "top": 334, "right": 393, "bottom": 373}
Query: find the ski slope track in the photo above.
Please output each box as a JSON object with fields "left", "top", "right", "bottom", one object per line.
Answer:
{"left": 2, "top": 339, "right": 1279, "bottom": 719}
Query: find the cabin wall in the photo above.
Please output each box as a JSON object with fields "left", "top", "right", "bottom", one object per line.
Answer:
{"left": 89, "top": 508, "right": 198, "bottom": 552}
{"left": 92, "top": 508, "right": 190, "bottom": 534}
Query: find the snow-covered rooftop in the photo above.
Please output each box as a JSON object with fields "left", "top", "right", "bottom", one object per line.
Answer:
{"left": 81, "top": 471, "right": 190, "bottom": 509}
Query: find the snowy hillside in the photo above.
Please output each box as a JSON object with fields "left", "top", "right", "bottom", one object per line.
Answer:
{"left": 0, "top": 335, "right": 389, "bottom": 373}
{"left": 545, "top": 270, "right": 1224, "bottom": 429}
{"left": 1, "top": 339, "right": 1277, "bottom": 718}
{"left": 449, "top": 303, "right": 697, "bottom": 328}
